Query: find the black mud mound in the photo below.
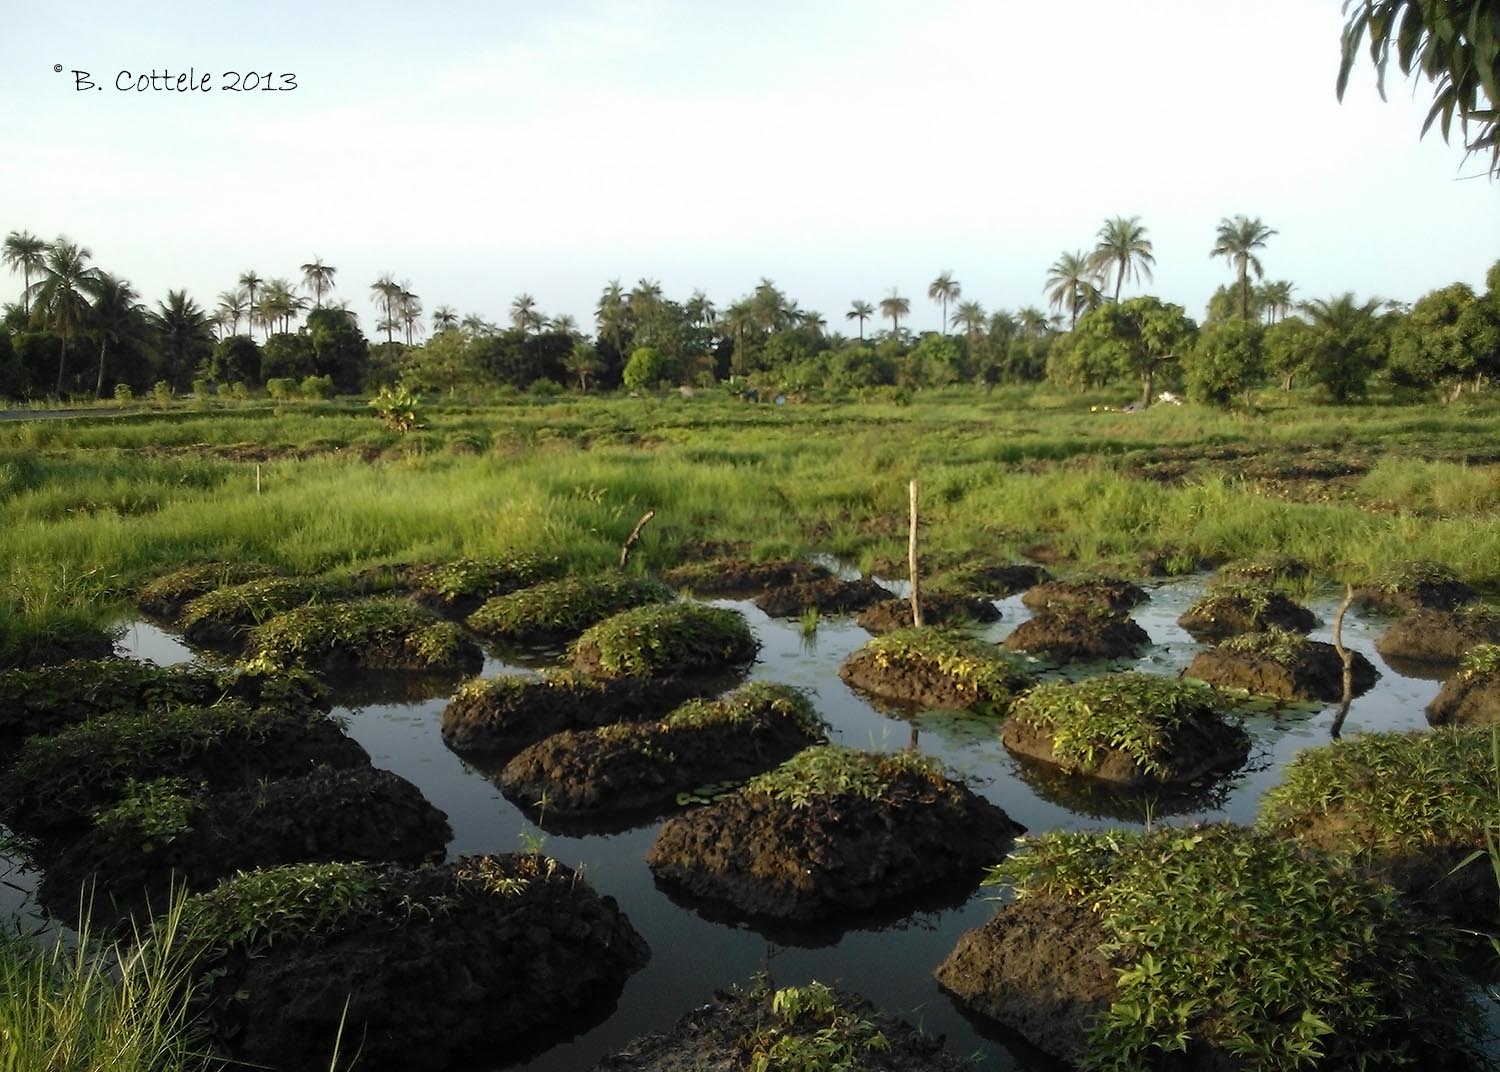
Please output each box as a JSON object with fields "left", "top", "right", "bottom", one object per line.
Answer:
{"left": 38, "top": 766, "right": 450, "bottom": 928}
{"left": 1428, "top": 652, "right": 1500, "bottom": 726}
{"left": 1177, "top": 583, "right": 1318, "bottom": 641}
{"left": 646, "top": 746, "right": 1023, "bottom": 923}
{"left": 944, "top": 562, "right": 1052, "bottom": 598}
{"left": 661, "top": 557, "right": 833, "bottom": 597}
{"left": 1001, "top": 673, "right": 1250, "bottom": 788}
{"left": 247, "top": 597, "right": 484, "bottom": 673}
{"left": 136, "top": 561, "right": 279, "bottom": 621}
{"left": 186, "top": 855, "right": 649, "bottom": 1072}
{"left": 178, "top": 576, "right": 335, "bottom": 651}
{"left": 442, "top": 671, "right": 726, "bottom": 759}
{"left": 0, "top": 627, "right": 116, "bottom": 672}
{"left": 1187, "top": 628, "right": 1378, "bottom": 702}
{"left": 1020, "top": 576, "right": 1147, "bottom": 613}
{"left": 498, "top": 683, "right": 825, "bottom": 818}
{"left": 754, "top": 576, "right": 895, "bottom": 618}
{"left": 856, "top": 593, "right": 1000, "bottom": 634}
{"left": 592, "top": 979, "right": 972, "bottom": 1071}
{"left": 466, "top": 574, "right": 674, "bottom": 645}
{"left": 1002, "top": 608, "right": 1149, "bottom": 662}
{"left": 1353, "top": 560, "right": 1478, "bottom": 616}
{"left": 935, "top": 896, "right": 1115, "bottom": 1066}
{"left": 839, "top": 628, "right": 1032, "bottom": 715}
{"left": 1376, "top": 605, "right": 1500, "bottom": 668}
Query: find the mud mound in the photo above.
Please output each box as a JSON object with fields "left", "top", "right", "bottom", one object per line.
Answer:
{"left": 1376, "top": 605, "right": 1500, "bottom": 667}
{"left": 39, "top": 766, "right": 450, "bottom": 929}
{"left": 1020, "top": 577, "right": 1147, "bottom": 613}
{"left": 856, "top": 593, "right": 1000, "bottom": 634}
{"left": 1177, "top": 585, "right": 1318, "bottom": 641}
{"left": 466, "top": 574, "right": 674, "bottom": 645}
{"left": 935, "top": 896, "right": 1114, "bottom": 1065}
{"left": 402, "top": 555, "right": 562, "bottom": 619}
{"left": 498, "top": 683, "right": 825, "bottom": 818}
{"left": 188, "top": 855, "right": 649, "bottom": 1072}
{"left": 661, "top": 557, "right": 832, "bottom": 597}
{"left": 572, "top": 603, "right": 758, "bottom": 679}
{"left": 441, "top": 672, "right": 722, "bottom": 758}
{"left": 137, "top": 561, "right": 279, "bottom": 621}
{"left": 647, "top": 747, "right": 1023, "bottom": 923}
{"left": 179, "top": 577, "right": 335, "bottom": 650}
{"left": 1428, "top": 672, "right": 1500, "bottom": 727}
{"left": 939, "top": 562, "right": 1052, "bottom": 598}
{"left": 248, "top": 597, "right": 484, "bottom": 674}
{"left": 1353, "top": 561, "right": 1477, "bottom": 616}
{"left": 754, "top": 577, "right": 894, "bottom": 618}
{"left": 0, "top": 628, "right": 116, "bottom": 673}
{"left": 839, "top": 628, "right": 1032, "bottom": 714}
{"left": 1003, "top": 609, "right": 1149, "bottom": 661}
{"left": 1187, "top": 631, "right": 1377, "bottom": 702}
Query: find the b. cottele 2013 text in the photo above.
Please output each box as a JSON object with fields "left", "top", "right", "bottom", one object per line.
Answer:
{"left": 71, "top": 69, "right": 298, "bottom": 93}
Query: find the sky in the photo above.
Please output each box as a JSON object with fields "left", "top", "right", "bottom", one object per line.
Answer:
{"left": 2, "top": 0, "right": 1497, "bottom": 338}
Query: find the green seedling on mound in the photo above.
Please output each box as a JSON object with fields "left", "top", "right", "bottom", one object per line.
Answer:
{"left": 1219, "top": 626, "right": 1313, "bottom": 666}
{"left": 743, "top": 980, "right": 891, "bottom": 1070}
{"left": 987, "top": 824, "right": 1484, "bottom": 1071}
{"left": 467, "top": 574, "right": 674, "bottom": 641}
{"left": 1460, "top": 644, "right": 1500, "bottom": 680}
{"left": 1185, "top": 582, "right": 1273, "bottom": 622}
{"left": 405, "top": 555, "right": 560, "bottom": 600}
{"left": 657, "top": 682, "right": 825, "bottom": 737}
{"left": 1258, "top": 729, "right": 1500, "bottom": 857}
{"left": 137, "top": 561, "right": 278, "bottom": 617}
{"left": 1009, "top": 673, "right": 1227, "bottom": 779}
{"left": 856, "top": 627, "right": 1032, "bottom": 711}
{"left": 743, "top": 745, "right": 956, "bottom": 810}
{"left": 247, "top": 597, "right": 472, "bottom": 670}
{"left": 92, "top": 776, "right": 205, "bottom": 852}
{"left": 180, "top": 576, "right": 333, "bottom": 633}
{"left": 571, "top": 602, "right": 757, "bottom": 678}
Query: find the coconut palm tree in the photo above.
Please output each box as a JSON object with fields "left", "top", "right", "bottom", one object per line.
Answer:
{"left": 431, "top": 305, "right": 459, "bottom": 333}
{"left": 28, "top": 238, "right": 102, "bottom": 396}
{"left": 845, "top": 299, "right": 875, "bottom": 341}
{"left": 928, "top": 272, "right": 960, "bottom": 334}
{"left": 3, "top": 231, "right": 48, "bottom": 317}
{"left": 461, "top": 313, "right": 497, "bottom": 338}
{"left": 1259, "top": 280, "right": 1296, "bottom": 325}
{"left": 370, "top": 274, "right": 401, "bottom": 344}
{"left": 88, "top": 273, "right": 149, "bottom": 397}
{"left": 1045, "top": 251, "right": 1101, "bottom": 331}
{"left": 597, "top": 279, "right": 628, "bottom": 356}
{"left": 1090, "top": 216, "right": 1155, "bottom": 303}
{"left": 215, "top": 290, "right": 247, "bottom": 338}
{"left": 398, "top": 286, "right": 422, "bottom": 345}
{"left": 879, "top": 288, "right": 911, "bottom": 336}
{"left": 299, "top": 257, "right": 337, "bottom": 309}
{"left": 564, "top": 341, "right": 604, "bottom": 392}
{"left": 237, "top": 270, "right": 264, "bottom": 340}
{"left": 1211, "top": 216, "right": 1277, "bottom": 320}
{"left": 951, "top": 299, "right": 987, "bottom": 350}
{"left": 510, "top": 293, "right": 539, "bottom": 333}
{"left": 151, "top": 290, "right": 215, "bottom": 388}
{"left": 1016, "top": 306, "right": 1051, "bottom": 339}
{"left": 685, "top": 289, "right": 716, "bottom": 328}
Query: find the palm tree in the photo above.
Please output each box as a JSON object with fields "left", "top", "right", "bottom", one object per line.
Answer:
{"left": 237, "top": 270, "right": 263, "bottom": 341}
{"left": 846, "top": 299, "right": 875, "bottom": 341}
{"left": 1211, "top": 216, "right": 1277, "bottom": 320}
{"left": 151, "top": 290, "right": 215, "bottom": 388}
{"left": 28, "top": 238, "right": 102, "bottom": 395}
{"left": 1045, "top": 251, "right": 1101, "bottom": 331}
{"left": 630, "top": 278, "right": 665, "bottom": 341}
{"left": 398, "top": 286, "right": 422, "bottom": 345}
{"left": 928, "top": 272, "right": 960, "bottom": 334}
{"left": 215, "top": 290, "right": 247, "bottom": 338}
{"left": 461, "top": 313, "right": 497, "bottom": 337}
{"left": 510, "top": 293, "right": 540, "bottom": 334}
{"left": 1016, "top": 306, "right": 1051, "bottom": 339}
{"left": 723, "top": 299, "right": 757, "bottom": 375}
{"left": 259, "top": 278, "right": 302, "bottom": 334}
{"left": 564, "top": 341, "right": 604, "bottom": 391}
{"left": 597, "top": 279, "right": 628, "bottom": 356}
{"left": 1090, "top": 216, "right": 1155, "bottom": 302}
{"left": 951, "top": 299, "right": 987, "bottom": 351}
{"left": 549, "top": 313, "right": 579, "bottom": 335}
{"left": 751, "top": 278, "right": 790, "bottom": 333}
{"left": 370, "top": 274, "right": 401, "bottom": 344}
{"left": 1259, "top": 280, "right": 1296, "bottom": 325}
{"left": 3, "top": 231, "right": 48, "bottom": 317}
{"left": 88, "top": 273, "right": 148, "bottom": 397}
{"left": 1298, "top": 293, "right": 1386, "bottom": 402}
{"left": 431, "top": 305, "right": 459, "bottom": 333}
{"left": 685, "top": 289, "right": 716, "bottom": 328}
{"left": 879, "top": 288, "right": 910, "bottom": 336}
{"left": 299, "top": 257, "right": 337, "bottom": 309}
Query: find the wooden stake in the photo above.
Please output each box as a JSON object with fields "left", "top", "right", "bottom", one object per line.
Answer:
{"left": 619, "top": 510, "right": 656, "bottom": 570}
{"left": 1330, "top": 582, "right": 1355, "bottom": 738}
{"left": 908, "top": 479, "right": 922, "bottom": 628}
{"left": 255, "top": 464, "right": 261, "bottom": 495}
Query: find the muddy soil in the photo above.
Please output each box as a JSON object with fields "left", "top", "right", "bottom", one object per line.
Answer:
{"left": 197, "top": 855, "right": 650, "bottom": 1072}
{"left": 1427, "top": 672, "right": 1500, "bottom": 726}
{"left": 1177, "top": 588, "right": 1318, "bottom": 641}
{"left": 942, "top": 562, "right": 1052, "bottom": 598}
{"left": 38, "top": 766, "right": 450, "bottom": 929}
{"left": 661, "top": 557, "right": 832, "bottom": 597}
{"left": 1186, "top": 643, "right": 1378, "bottom": 702}
{"left": 1000, "top": 709, "right": 1250, "bottom": 788}
{"left": 1020, "top": 577, "right": 1147, "bottom": 613}
{"left": 441, "top": 674, "right": 725, "bottom": 758}
{"left": 1376, "top": 607, "right": 1500, "bottom": 666}
{"left": 498, "top": 704, "right": 824, "bottom": 818}
{"left": 0, "top": 630, "right": 116, "bottom": 673}
{"left": 857, "top": 594, "right": 1000, "bottom": 634}
{"left": 1353, "top": 577, "right": 1478, "bottom": 616}
{"left": 591, "top": 983, "right": 972, "bottom": 1071}
{"left": 754, "top": 577, "right": 895, "bottom": 618}
{"left": 646, "top": 773, "right": 1023, "bottom": 923}
{"left": 1003, "top": 610, "right": 1149, "bottom": 661}
{"left": 935, "top": 896, "right": 1114, "bottom": 1065}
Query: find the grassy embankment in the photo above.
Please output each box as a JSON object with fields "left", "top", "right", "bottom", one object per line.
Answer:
{"left": 3, "top": 386, "right": 1500, "bottom": 663}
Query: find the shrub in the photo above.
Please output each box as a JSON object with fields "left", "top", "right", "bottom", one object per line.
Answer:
{"left": 300, "top": 374, "right": 334, "bottom": 400}
{"left": 111, "top": 383, "right": 132, "bottom": 402}
{"left": 369, "top": 383, "right": 422, "bottom": 433}
{"left": 265, "top": 377, "right": 298, "bottom": 401}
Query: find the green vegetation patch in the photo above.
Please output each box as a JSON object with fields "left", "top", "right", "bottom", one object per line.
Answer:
{"left": 1219, "top": 626, "right": 1315, "bottom": 666}
{"left": 1258, "top": 729, "right": 1499, "bottom": 856}
{"left": 403, "top": 554, "right": 561, "bottom": 602}
{"left": 467, "top": 574, "right": 674, "bottom": 642}
{"left": 1008, "top": 673, "right": 1228, "bottom": 779}
{"left": 743, "top": 745, "right": 956, "bottom": 810}
{"left": 1367, "top": 558, "right": 1467, "bottom": 594}
{"left": 91, "top": 776, "right": 205, "bottom": 852}
{"left": 743, "top": 981, "right": 892, "bottom": 1070}
{"left": 247, "top": 597, "right": 478, "bottom": 671}
{"left": 842, "top": 627, "right": 1032, "bottom": 715}
{"left": 571, "top": 602, "right": 758, "bottom": 678}
{"left": 137, "top": 561, "right": 279, "bottom": 619}
{"left": 988, "top": 824, "right": 1484, "bottom": 1070}
{"left": 179, "top": 576, "right": 334, "bottom": 637}
{"left": 659, "top": 682, "right": 824, "bottom": 738}
{"left": 1460, "top": 643, "right": 1500, "bottom": 680}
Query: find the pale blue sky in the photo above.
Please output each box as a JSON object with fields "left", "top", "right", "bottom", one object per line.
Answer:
{"left": 3, "top": 0, "right": 1496, "bottom": 337}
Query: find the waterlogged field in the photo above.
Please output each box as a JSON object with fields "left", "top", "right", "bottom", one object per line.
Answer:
{"left": 4, "top": 386, "right": 1500, "bottom": 1069}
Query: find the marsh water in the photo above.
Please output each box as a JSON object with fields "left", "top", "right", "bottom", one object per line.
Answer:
{"left": 19, "top": 575, "right": 1450, "bottom": 1069}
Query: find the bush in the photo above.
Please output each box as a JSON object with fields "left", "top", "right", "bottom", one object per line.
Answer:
{"left": 300, "top": 374, "right": 334, "bottom": 400}
{"left": 266, "top": 377, "right": 298, "bottom": 401}
{"left": 150, "top": 381, "right": 173, "bottom": 406}
{"left": 112, "top": 383, "right": 132, "bottom": 402}
{"left": 369, "top": 383, "right": 422, "bottom": 433}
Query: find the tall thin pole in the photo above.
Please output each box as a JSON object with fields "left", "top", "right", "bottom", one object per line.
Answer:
{"left": 909, "top": 480, "right": 922, "bottom": 628}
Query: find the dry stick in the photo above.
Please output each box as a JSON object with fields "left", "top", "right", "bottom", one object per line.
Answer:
{"left": 255, "top": 463, "right": 261, "bottom": 496}
{"left": 1330, "top": 582, "right": 1356, "bottom": 739}
{"left": 908, "top": 479, "right": 922, "bottom": 628}
{"left": 619, "top": 510, "right": 656, "bottom": 570}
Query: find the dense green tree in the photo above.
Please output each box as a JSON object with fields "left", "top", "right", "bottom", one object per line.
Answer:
{"left": 28, "top": 238, "right": 102, "bottom": 395}
{"left": 879, "top": 288, "right": 910, "bottom": 336}
{"left": 401, "top": 329, "right": 476, "bottom": 395}
{"left": 1090, "top": 216, "right": 1155, "bottom": 302}
{"left": 9, "top": 332, "right": 61, "bottom": 397}
{"left": 1264, "top": 316, "right": 1315, "bottom": 390}
{"left": 1339, "top": 1, "right": 1500, "bottom": 175}
{"left": 846, "top": 299, "right": 875, "bottom": 341}
{"left": 3, "top": 231, "right": 48, "bottom": 317}
{"left": 1388, "top": 282, "right": 1500, "bottom": 399}
{"left": 299, "top": 257, "right": 337, "bottom": 308}
{"left": 564, "top": 340, "right": 605, "bottom": 392}
{"left": 1211, "top": 216, "right": 1277, "bottom": 319}
{"left": 622, "top": 345, "right": 679, "bottom": 389}
{"left": 1299, "top": 293, "right": 1387, "bottom": 402}
{"left": 150, "top": 290, "right": 216, "bottom": 388}
{"left": 1045, "top": 251, "right": 1102, "bottom": 331}
{"left": 87, "top": 273, "right": 151, "bottom": 396}
{"left": 212, "top": 334, "right": 265, "bottom": 385}
{"left": 685, "top": 289, "right": 716, "bottom": 329}
{"left": 0, "top": 330, "right": 24, "bottom": 398}
{"left": 928, "top": 272, "right": 960, "bottom": 333}
{"left": 1068, "top": 296, "right": 1197, "bottom": 406}
{"left": 904, "top": 333, "right": 965, "bottom": 388}
{"left": 1185, "top": 318, "right": 1265, "bottom": 407}
{"left": 306, "top": 307, "right": 370, "bottom": 392}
